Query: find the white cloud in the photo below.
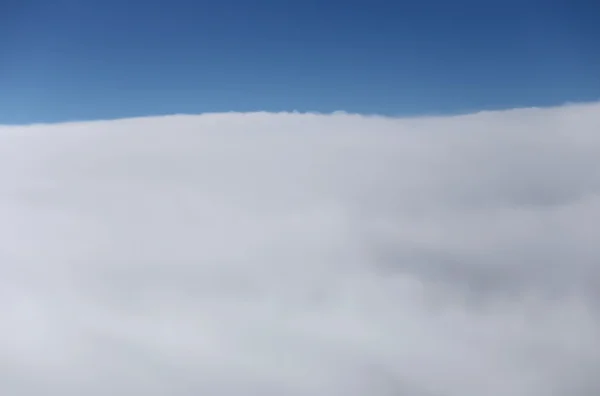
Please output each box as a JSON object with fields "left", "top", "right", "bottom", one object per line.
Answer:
{"left": 1, "top": 102, "right": 599, "bottom": 395}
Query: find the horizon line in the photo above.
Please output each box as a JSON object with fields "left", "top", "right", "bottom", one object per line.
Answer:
{"left": 2, "top": 99, "right": 599, "bottom": 128}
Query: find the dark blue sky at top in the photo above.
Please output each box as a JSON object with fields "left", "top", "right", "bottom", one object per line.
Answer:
{"left": 1, "top": 0, "right": 599, "bottom": 123}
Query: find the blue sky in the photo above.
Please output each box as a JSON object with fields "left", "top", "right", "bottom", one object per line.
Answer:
{"left": 1, "top": 0, "right": 599, "bottom": 124}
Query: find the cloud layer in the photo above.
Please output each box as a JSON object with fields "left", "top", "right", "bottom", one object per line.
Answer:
{"left": 1, "top": 103, "right": 600, "bottom": 395}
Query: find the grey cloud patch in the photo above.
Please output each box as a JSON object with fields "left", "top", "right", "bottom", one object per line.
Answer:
{"left": 1, "top": 103, "right": 600, "bottom": 395}
{"left": 366, "top": 196, "right": 600, "bottom": 306}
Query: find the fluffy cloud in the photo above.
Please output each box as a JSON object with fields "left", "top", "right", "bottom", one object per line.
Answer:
{"left": 1, "top": 103, "right": 599, "bottom": 395}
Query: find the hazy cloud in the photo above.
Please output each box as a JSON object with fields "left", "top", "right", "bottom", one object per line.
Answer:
{"left": 1, "top": 103, "right": 600, "bottom": 395}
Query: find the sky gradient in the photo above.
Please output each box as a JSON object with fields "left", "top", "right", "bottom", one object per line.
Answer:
{"left": 1, "top": 0, "right": 599, "bottom": 123}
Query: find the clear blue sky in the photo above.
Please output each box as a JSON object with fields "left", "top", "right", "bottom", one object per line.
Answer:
{"left": 1, "top": 0, "right": 599, "bottom": 124}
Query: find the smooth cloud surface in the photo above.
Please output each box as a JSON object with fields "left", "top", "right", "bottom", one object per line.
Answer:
{"left": 1, "top": 103, "right": 600, "bottom": 395}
